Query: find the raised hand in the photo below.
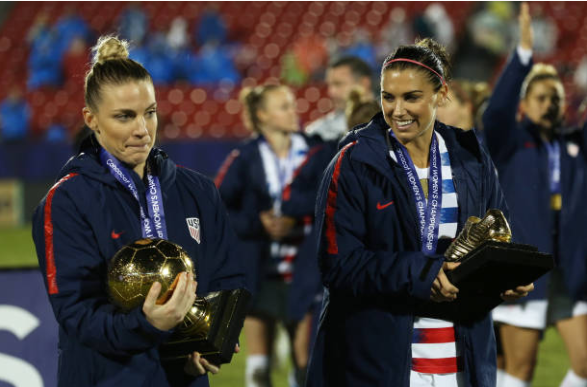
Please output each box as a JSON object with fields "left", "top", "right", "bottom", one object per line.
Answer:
{"left": 519, "top": 2, "right": 533, "bottom": 50}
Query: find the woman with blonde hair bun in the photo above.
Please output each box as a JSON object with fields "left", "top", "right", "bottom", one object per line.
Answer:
{"left": 32, "top": 35, "right": 246, "bottom": 386}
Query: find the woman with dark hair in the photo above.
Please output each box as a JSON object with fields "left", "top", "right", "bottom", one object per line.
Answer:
{"left": 32, "top": 36, "right": 245, "bottom": 386}
{"left": 215, "top": 84, "right": 328, "bottom": 387}
{"left": 305, "top": 37, "right": 533, "bottom": 387}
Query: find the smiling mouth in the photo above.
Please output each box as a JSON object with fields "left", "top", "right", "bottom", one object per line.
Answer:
{"left": 395, "top": 119, "right": 415, "bottom": 129}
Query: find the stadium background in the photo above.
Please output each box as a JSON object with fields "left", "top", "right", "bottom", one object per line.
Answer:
{"left": 0, "top": 1, "right": 582, "bottom": 386}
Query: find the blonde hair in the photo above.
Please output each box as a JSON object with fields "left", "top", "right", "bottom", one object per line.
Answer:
{"left": 84, "top": 35, "right": 151, "bottom": 111}
{"left": 238, "top": 84, "right": 285, "bottom": 133}
{"left": 345, "top": 87, "right": 380, "bottom": 130}
{"left": 521, "top": 63, "right": 561, "bottom": 99}
{"left": 91, "top": 35, "right": 130, "bottom": 64}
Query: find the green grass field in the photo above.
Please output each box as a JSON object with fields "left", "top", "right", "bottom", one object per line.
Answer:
{"left": 1, "top": 225, "right": 570, "bottom": 387}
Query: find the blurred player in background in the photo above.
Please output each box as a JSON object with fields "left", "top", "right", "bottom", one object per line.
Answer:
{"left": 305, "top": 56, "right": 374, "bottom": 142}
{"left": 483, "top": 4, "right": 587, "bottom": 387}
{"left": 215, "top": 84, "right": 328, "bottom": 387}
{"left": 437, "top": 79, "right": 491, "bottom": 132}
{"left": 344, "top": 86, "right": 381, "bottom": 131}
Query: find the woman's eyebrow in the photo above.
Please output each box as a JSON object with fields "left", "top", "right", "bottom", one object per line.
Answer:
{"left": 381, "top": 90, "right": 424, "bottom": 95}
{"left": 112, "top": 108, "right": 136, "bottom": 114}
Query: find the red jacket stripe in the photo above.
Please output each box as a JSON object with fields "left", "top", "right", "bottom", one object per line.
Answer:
{"left": 44, "top": 173, "right": 78, "bottom": 295}
{"left": 282, "top": 145, "right": 324, "bottom": 201}
{"left": 214, "top": 149, "right": 240, "bottom": 188}
{"left": 325, "top": 141, "right": 357, "bottom": 255}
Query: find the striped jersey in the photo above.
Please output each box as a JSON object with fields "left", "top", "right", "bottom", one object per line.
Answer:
{"left": 390, "top": 131, "right": 461, "bottom": 375}
{"left": 258, "top": 133, "right": 310, "bottom": 282}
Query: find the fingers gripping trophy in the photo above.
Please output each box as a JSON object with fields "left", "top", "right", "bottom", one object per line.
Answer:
{"left": 443, "top": 209, "right": 553, "bottom": 317}
{"left": 108, "top": 238, "right": 250, "bottom": 364}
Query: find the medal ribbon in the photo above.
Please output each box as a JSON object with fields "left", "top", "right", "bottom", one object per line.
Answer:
{"left": 543, "top": 140, "right": 561, "bottom": 194}
{"left": 389, "top": 130, "right": 443, "bottom": 255}
{"left": 99, "top": 148, "right": 168, "bottom": 239}
{"left": 270, "top": 144, "right": 293, "bottom": 216}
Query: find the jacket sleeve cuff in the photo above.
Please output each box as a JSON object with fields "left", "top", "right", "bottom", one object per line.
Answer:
{"left": 516, "top": 45, "right": 533, "bottom": 67}
{"left": 412, "top": 256, "right": 444, "bottom": 300}
{"left": 132, "top": 307, "right": 175, "bottom": 344}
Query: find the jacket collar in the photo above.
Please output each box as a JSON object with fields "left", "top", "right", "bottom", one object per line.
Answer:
{"left": 346, "top": 113, "right": 484, "bottom": 230}
{"left": 58, "top": 134, "right": 175, "bottom": 188}
{"left": 520, "top": 117, "right": 568, "bottom": 144}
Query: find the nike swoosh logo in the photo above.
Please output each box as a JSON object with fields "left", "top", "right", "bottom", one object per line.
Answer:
{"left": 111, "top": 230, "right": 124, "bottom": 239}
{"left": 377, "top": 201, "right": 394, "bottom": 210}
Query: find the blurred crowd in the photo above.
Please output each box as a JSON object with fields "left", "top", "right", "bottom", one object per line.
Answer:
{"left": 0, "top": 2, "right": 580, "bottom": 145}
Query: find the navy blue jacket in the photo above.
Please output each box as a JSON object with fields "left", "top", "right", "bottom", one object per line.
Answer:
{"left": 32, "top": 135, "right": 246, "bottom": 387}
{"left": 482, "top": 50, "right": 587, "bottom": 301}
{"left": 306, "top": 114, "right": 507, "bottom": 387}
{"left": 215, "top": 135, "right": 330, "bottom": 321}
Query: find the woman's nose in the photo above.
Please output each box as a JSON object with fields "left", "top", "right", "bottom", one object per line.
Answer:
{"left": 393, "top": 101, "right": 405, "bottom": 115}
{"left": 134, "top": 117, "right": 148, "bottom": 136}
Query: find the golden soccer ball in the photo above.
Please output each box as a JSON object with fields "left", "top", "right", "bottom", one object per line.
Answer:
{"left": 107, "top": 238, "right": 195, "bottom": 312}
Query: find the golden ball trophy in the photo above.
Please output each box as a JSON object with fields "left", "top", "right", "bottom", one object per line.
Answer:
{"left": 444, "top": 209, "right": 553, "bottom": 317}
{"left": 107, "top": 238, "right": 250, "bottom": 364}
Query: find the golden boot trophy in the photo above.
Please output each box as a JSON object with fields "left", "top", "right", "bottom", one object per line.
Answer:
{"left": 444, "top": 209, "right": 512, "bottom": 262}
{"left": 442, "top": 209, "right": 553, "bottom": 317}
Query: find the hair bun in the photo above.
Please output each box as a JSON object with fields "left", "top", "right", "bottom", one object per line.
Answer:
{"left": 92, "top": 36, "right": 130, "bottom": 65}
{"left": 415, "top": 37, "right": 452, "bottom": 82}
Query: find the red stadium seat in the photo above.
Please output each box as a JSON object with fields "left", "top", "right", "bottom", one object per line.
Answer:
{"left": 4, "top": 1, "right": 587, "bottom": 139}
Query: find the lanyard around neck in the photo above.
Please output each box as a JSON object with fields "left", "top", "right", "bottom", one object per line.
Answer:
{"left": 388, "top": 129, "right": 443, "bottom": 255}
{"left": 99, "top": 148, "right": 168, "bottom": 239}
{"left": 543, "top": 140, "right": 561, "bottom": 194}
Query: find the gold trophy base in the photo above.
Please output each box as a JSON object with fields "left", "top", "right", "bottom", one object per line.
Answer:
{"left": 159, "top": 288, "right": 251, "bottom": 364}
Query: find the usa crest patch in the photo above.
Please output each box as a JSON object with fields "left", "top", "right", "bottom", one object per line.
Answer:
{"left": 186, "top": 217, "right": 201, "bottom": 243}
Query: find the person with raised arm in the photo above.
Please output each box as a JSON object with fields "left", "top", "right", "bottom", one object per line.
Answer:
{"left": 483, "top": 4, "right": 587, "bottom": 387}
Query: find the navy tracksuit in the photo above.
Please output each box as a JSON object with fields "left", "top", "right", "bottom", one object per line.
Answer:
{"left": 32, "top": 135, "right": 246, "bottom": 386}
{"left": 307, "top": 114, "right": 507, "bottom": 387}
{"left": 482, "top": 50, "right": 587, "bottom": 302}
{"left": 215, "top": 134, "right": 331, "bottom": 322}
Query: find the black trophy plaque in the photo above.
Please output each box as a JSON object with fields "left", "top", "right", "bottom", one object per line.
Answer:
{"left": 159, "top": 288, "right": 251, "bottom": 364}
{"left": 446, "top": 241, "right": 554, "bottom": 316}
